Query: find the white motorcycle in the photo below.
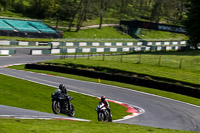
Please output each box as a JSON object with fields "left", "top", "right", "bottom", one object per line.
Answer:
{"left": 96, "top": 102, "right": 112, "bottom": 122}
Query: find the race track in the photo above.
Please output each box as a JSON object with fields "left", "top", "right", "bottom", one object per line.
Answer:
{"left": 0, "top": 55, "right": 200, "bottom": 132}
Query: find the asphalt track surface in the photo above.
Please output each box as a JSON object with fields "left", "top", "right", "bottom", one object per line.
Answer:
{"left": 0, "top": 55, "right": 200, "bottom": 132}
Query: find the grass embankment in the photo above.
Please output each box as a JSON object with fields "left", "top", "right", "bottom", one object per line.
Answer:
{"left": 0, "top": 27, "right": 132, "bottom": 42}
{"left": 0, "top": 27, "right": 188, "bottom": 42}
{"left": 137, "top": 29, "right": 188, "bottom": 40}
{"left": 43, "top": 51, "right": 200, "bottom": 85}
{"left": 0, "top": 119, "right": 195, "bottom": 133}
{"left": 61, "top": 27, "right": 132, "bottom": 39}
{"left": 0, "top": 74, "right": 129, "bottom": 121}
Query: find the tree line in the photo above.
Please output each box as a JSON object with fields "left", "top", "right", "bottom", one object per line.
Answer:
{"left": 0, "top": 0, "right": 199, "bottom": 48}
{"left": 0, "top": 0, "right": 186, "bottom": 30}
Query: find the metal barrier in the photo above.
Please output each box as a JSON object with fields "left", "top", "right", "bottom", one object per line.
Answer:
{"left": 31, "top": 46, "right": 183, "bottom": 55}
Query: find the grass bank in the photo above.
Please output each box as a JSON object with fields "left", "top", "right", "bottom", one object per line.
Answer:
{"left": 61, "top": 27, "right": 132, "bottom": 39}
{"left": 0, "top": 74, "right": 129, "bottom": 121}
{"left": 137, "top": 29, "right": 188, "bottom": 40}
{"left": 0, "top": 119, "right": 195, "bottom": 133}
{"left": 42, "top": 51, "right": 200, "bottom": 85}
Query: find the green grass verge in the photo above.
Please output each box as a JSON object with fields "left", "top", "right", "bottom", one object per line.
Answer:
{"left": 0, "top": 74, "right": 130, "bottom": 121}
{"left": 61, "top": 27, "right": 132, "bottom": 39}
{"left": 0, "top": 36, "right": 54, "bottom": 42}
{"left": 0, "top": 119, "right": 195, "bottom": 133}
{"left": 8, "top": 65, "right": 200, "bottom": 106}
{"left": 42, "top": 51, "right": 200, "bottom": 85}
{"left": 137, "top": 29, "right": 188, "bottom": 40}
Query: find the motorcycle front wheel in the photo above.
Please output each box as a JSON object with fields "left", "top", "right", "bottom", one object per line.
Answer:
{"left": 68, "top": 104, "right": 75, "bottom": 117}
{"left": 52, "top": 100, "right": 61, "bottom": 114}
{"left": 98, "top": 112, "right": 104, "bottom": 121}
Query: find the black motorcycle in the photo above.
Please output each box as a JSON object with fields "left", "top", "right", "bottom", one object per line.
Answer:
{"left": 51, "top": 89, "right": 75, "bottom": 117}
{"left": 96, "top": 102, "right": 112, "bottom": 122}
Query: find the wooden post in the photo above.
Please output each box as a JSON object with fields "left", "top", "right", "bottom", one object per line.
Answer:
{"left": 158, "top": 56, "right": 161, "bottom": 66}
{"left": 179, "top": 58, "right": 183, "bottom": 69}
{"left": 102, "top": 53, "right": 105, "bottom": 61}
{"left": 120, "top": 53, "right": 123, "bottom": 62}
{"left": 87, "top": 53, "right": 90, "bottom": 60}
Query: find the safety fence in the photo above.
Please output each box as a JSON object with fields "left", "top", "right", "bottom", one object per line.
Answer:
{"left": 0, "top": 40, "right": 187, "bottom": 47}
{"left": 53, "top": 41, "right": 187, "bottom": 48}
{"left": 31, "top": 45, "right": 184, "bottom": 55}
{"left": 0, "top": 40, "right": 187, "bottom": 55}
{"left": 0, "top": 40, "right": 40, "bottom": 46}
{"left": 0, "top": 49, "right": 15, "bottom": 55}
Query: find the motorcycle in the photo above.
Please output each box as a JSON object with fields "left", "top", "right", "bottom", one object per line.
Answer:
{"left": 96, "top": 102, "right": 112, "bottom": 122}
{"left": 51, "top": 89, "right": 75, "bottom": 117}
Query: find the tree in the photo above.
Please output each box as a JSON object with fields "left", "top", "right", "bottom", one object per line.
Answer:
{"left": 68, "top": 0, "right": 83, "bottom": 31}
{"left": 76, "top": 0, "right": 91, "bottom": 32}
{"left": 0, "top": 0, "right": 11, "bottom": 11}
{"left": 29, "top": 0, "right": 55, "bottom": 19}
{"left": 99, "top": 0, "right": 104, "bottom": 29}
{"left": 150, "top": 0, "right": 163, "bottom": 23}
{"left": 184, "top": 0, "right": 200, "bottom": 49}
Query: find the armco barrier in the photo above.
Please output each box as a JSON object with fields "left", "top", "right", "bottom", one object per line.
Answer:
{"left": 0, "top": 50, "right": 16, "bottom": 55}
{"left": 25, "top": 63, "right": 200, "bottom": 98}
{"left": 0, "top": 40, "right": 187, "bottom": 48}
{"left": 31, "top": 50, "right": 42, "bottom": 55}
{"left": 0, "top": 40, "right": 39, "bottom": 46}
{"left": 31, "top": 49, "right": 60, "bottom": 55}
{"left": 0, "top": 40, "right": 10, "bottom": 45}
{"left": 31, "top": 46, "right": 184, "bottom": 55}
{"left": 0, "top": 50, "right": 9, "bottom": 55}
{"left": 57, "top": 41, "right": 187, "bottom": 48}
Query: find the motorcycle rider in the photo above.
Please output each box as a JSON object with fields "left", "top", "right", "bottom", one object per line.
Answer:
{"left": 59, "top": 84, "right": 70, "bottom": 110}
{"left": 99, "top": 96, "right": 111, "bottom": 117}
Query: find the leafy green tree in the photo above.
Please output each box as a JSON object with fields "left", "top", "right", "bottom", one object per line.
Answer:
{"left": 29, "top": 0, "right": 55, "bottom": 18}
{"left": 0, "top": 0, "right": 11, "bottom": 11}
{"left": 184, "top": 0, "right": 200, "bottom": 49}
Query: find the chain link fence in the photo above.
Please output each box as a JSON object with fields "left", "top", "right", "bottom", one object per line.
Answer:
{"left": 75, "top": 52, "right": 200, "bottom": 71}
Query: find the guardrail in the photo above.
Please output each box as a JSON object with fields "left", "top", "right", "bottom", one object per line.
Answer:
{"left": 31, "top": 45, "right": 184, "bottom": 55}
{"left": 52, "top": 40, "right": 187, "bottom": 48}
{"left": 0, "top": 40, "right": 187, "bottom": 47}
{"left": 0, "top": 49, "right": 16, "bottom": 55}
{"left": 0, "top": 40, "right": 187, "bottom": 55}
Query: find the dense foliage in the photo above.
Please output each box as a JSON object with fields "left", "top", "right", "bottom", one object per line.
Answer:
{"left": 0, "top": 0, "right": 186, "bottom": 30}
{"left": 0, "top": 0, "right": 199, "bottom": 47}
{"left": 184, "top": 0, "right": 200, "bottom": 49}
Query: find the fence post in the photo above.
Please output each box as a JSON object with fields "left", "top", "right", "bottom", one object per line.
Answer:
{"left": 87, "top": 53, "right": 90, "bottom": 60}
{"left": 179, "top": 58, "right": 183, "bottom": 69}
{"left": 102, "top": 53, "right": 105, "bottom": 61}
{"left": 137, "top": 54, "right": 142, "bottom": 64}
{"left": 66, "top": 52, "right": 68, "bottom": 58}
{"left": 74, "top": 51, "right": 77, "bottom": 59}
{"left": 158, "top": 56, "right": 161, "bottom": 66}
{"left": 120, "top": 52, "right": 123, "bottom": 62}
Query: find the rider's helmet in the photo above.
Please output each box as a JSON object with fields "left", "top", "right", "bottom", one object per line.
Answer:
{"left": 59, "top": 84, "right": 66, "bottom": 92}
{"left": 101, "top": 96, "right": 106, "bottom": 102}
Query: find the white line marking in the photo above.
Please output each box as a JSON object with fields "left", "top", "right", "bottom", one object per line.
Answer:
{"left": 2, "top": 64, "right": 200, "bottom": 109}
{"left": 25, "top": 69, "right": 200, "bottom": 109}
{"left": 0, "top": 115, "right": 90, "bottom": 121}
{"left": 0, "top": 71, "right": 145, "bottom": 122}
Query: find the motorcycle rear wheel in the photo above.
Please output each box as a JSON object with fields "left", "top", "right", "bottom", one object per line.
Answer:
{"left": 52, "top": 100, "right": 61, "bottom": 114}
{"left": 108, "top": 116, "right": 112, "bottom": 122}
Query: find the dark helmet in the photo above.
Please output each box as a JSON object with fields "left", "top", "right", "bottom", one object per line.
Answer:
{"left": 59, "top": 84, "right": 66, "bottom": 91}
{"left": 101, "top": 96, "right": 106, "bottom": 102}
